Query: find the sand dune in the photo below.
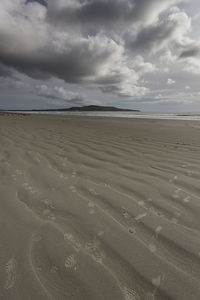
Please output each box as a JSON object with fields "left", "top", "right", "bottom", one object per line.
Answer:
{"left": 0, "top": 114, "right": 200, "bottom": 299}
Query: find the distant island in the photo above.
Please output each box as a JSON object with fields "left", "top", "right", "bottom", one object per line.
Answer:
{"left": 46, "top": 105, "right": 140, "bottom": 112}
{"left": 1, "top": 105, "right": 140, "bottom": 112}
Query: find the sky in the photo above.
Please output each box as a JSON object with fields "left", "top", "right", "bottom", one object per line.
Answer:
{"left": 0, "top": 0, "right": 200, "bottom": 112}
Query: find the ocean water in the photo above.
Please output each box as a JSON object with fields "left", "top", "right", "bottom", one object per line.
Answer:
{"left": 10, "top": 111, "right": 200, "bottom": 121}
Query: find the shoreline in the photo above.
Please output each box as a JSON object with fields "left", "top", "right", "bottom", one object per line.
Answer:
{"left": 1, "top": 110, "right": 200, "bottom": 121}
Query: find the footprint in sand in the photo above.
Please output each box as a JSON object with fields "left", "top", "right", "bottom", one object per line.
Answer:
{"left": 15, "top": 169, "right": 23, "bottom": 175}
{"left": 69, "top": 185, "right": 76, "bottom": 193}
{"left": 187, "top": 170, "right": 193, "bottom": 177}
{"left": 148, "top": 243, "right": 157, "bottom": 253}
{"left": 72, "top": 169, "right": 76, "bottom": 178}
{"left": 4, "top": 258, "right": 17, "bottom": 290}
{"left": 172, "top": 194, "right": 180, "bottom": 199}
{"left": 62, "top": 158, "right": 68, "bottom": 167}
{"left": 143, "top": 274, "right": 165, "bottom": 300}
{"left": 50, "top": 266, "right": 58, "bottom": 274}
{"left": 174, "top": 211, "right": 181, "bottom": 218}
{"left": 33, "top": 229, "right": 122, "bottom": 299}
{"left": 138, "top": 200, "right": 145, "bottom": 207}
{"left": 122, "top": 207, "right": 130, "bottom": 219}
{"left": 64, "top": 233, "right": 82, "bottom": 252}
{"left": 151, "top": 273, "right": 165, "bottom": 288}
{"left": 59, "top": 173, "right": 68, "bottom": 179}
{"left": 88, "top": 201, "right": 95, "bottom": 208}
{"left": 65, "top": 254, "right": 77, "bottom": 271}
{"left": 89, "top": 188, "right": 99, "bottom": 196}
{"left": 144, "top": 291, "right": 156, "bottom": 300}
{"left": 183, "top": 196, "right": 191, "bottom": 203}
{"left": 169, "top": 175, "right": 178, "bottom": 183}
{"left": 97, "top": 231, "right": 104, "bottom": 237}
{"left": 123, "top": 211, "right": 130, "bottom": 219}
{"left": 129, "top": 227, "right": 136, "bottom": 235}
{"left": 0, "top": 153, "right": 5, "bottom": 161}
{"left": 88, "top": 201, "right": 96, "bottom": 214}
{"left": 154, "top": 225, "right": 162, "bottom": 238}
{"left": 123, "top": 287, "right": 141, "bottom": 300}
{"left": 11, "top": 174, "right": 17, "bottom": 181}
{"left": 182, "top": 163, "right": 191, "bottom": 168}
{"left": 42, "top": 208, "right": 55, "bottom": 221}
{"left": 85, "top": 239, "right": 105, "bottom": 264}
{"left": 172, "top": 188, "right": 181, "bottom": 199}
{"left": 171, "top": 217, "right": 178, "bottom": 224}
{"left": 22, "top": 182, "right": 37, "bottom": 194}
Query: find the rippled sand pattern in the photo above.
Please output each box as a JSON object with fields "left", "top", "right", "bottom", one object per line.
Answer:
{"left": 0, "top": 114, "right": 200, "bottom": 299}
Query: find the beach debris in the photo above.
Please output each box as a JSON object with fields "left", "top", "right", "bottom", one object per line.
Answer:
{"left": 135, "top": 212, "right": 147, "bottom": 221}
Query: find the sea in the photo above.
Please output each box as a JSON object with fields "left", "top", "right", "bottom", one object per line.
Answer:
{"left": 8, "top": 111, "right": 200, "bottom": 121}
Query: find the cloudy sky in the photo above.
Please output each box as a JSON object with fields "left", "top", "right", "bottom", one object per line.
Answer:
{"left": 0, "top": 0, "right": 200, "bottom": 111}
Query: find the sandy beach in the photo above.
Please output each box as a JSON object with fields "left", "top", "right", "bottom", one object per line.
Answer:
{"left": 0, "top": 114, "right": 200, "bottom": 300}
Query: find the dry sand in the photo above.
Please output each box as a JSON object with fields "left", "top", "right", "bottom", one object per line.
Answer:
{"left": 0, "top": 114, "right": 200, "bottom": 300}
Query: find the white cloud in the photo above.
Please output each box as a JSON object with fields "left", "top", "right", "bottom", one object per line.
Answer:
{"left": 182, "top": 57, "right": 200, "bottom": 74}
{"left": 38, "top": 84, "right": 84, "bottom": 102}
{"left": 167, "top": 78, "right": 176, "bottom": 85}
{"left": 127, "top": 10, "right": 191, "bottom": 54}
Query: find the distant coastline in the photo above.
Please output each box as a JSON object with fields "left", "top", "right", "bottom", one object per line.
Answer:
{"left": 0, "top": 105, "right": 140, "bottom": 112}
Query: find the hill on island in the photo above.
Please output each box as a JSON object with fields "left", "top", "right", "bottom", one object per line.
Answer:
{"left": 0, "top": 105, "right": 140, "bottom": 112}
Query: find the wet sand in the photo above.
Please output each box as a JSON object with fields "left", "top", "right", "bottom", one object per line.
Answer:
{"left": 0, "top": 114, "right": 200, "bottom": 300}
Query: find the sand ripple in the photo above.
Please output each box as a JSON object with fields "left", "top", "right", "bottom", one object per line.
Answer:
{"left": 0, "top": 115, "right": 200, "bottom": 299}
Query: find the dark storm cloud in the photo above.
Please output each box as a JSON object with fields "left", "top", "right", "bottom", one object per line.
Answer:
{"left": 180, "top": 46, "right": 200, "bottom": 58}
{"left": 26, "top": 0, "right": 47, "bottom": 7}
{"left": 47, "top": 0, "right": 179, "bottom": 30}
{"left": 0, "top": 64, "right": 12, "bottom": 77}
{"left": 127, "top": 21, "right": 175, "bottom": 52}
{"left": 127, "top": 10, "right": 190, "bottom": 53}
{"left": 48, "top": 0, "right": 133, "bottom": 27}
{"left": 0, "top": 36, "right": 120, "bottom": 83}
